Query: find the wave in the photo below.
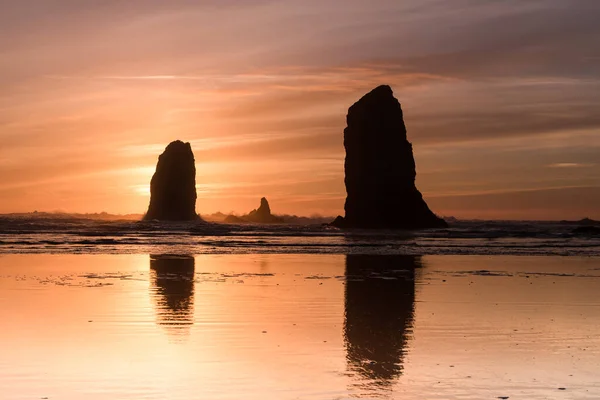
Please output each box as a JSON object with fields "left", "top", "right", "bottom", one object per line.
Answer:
{"left": 0, "top": 217, "right": 599, "bottom": 256}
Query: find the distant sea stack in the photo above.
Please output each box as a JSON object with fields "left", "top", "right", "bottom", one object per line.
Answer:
{"left": 224, "top": 197, "right": 284, "bottom": 224}
{"left": 246, "top": 197, "right": 283, "bottom": 223}
{"left": 333, "top": 85, "right": 447, "bottom": 229}
{"left": 144, "top": 140, "right": 200, "bottom": 221}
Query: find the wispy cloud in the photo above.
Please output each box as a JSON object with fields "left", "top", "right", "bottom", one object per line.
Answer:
{"left": 548, "top": 163, "right": 595, "bottom": 168}
{"left": 1, "top": 0, "right": 600, "bottom": 218}
{"left": 44, "top": 67, "right": 453, "bottom": 89}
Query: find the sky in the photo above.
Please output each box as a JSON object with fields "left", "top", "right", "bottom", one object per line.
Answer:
{"left": 0, "top": 0, "right": 599, "bottom": 220}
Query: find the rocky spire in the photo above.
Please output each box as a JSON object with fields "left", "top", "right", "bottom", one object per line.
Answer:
{"left": 249, "top": 197, "right": 271, "bottom": 220}
{"left": 246, "top": 197, "right": 283, "bottom": 223}
{"left": 333, "top": 85, "right": 446, "bottom": 229}
{"left": 144, "top": 140, "right": 199, "bottom": 221}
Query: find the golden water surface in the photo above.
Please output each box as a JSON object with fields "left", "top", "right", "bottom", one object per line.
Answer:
{"left": 0, "top": 254, "right": 599, "bottom": 399}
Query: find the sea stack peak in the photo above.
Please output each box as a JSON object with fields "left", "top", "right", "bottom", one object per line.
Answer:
{"left": 247, "top": 197, "right": 283, "bottom": 223}
{"left": 255, "top": 197, "right": 271, "bottom": 218}
{"left": 355, "top": 84, "right": 394, "bottom": 101}
{"left": 333, "top": 85, "right": 447, "bottom": 229}
{"left": 144, "top": 140, "right": 200, "bottom": 221}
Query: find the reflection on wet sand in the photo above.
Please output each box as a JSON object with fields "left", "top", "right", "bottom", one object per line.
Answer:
{"left": 150, "top": 255, "right": 195, "bottom": 337}
{"left": 344, "top": 255, "right": 419, "bottom": 387}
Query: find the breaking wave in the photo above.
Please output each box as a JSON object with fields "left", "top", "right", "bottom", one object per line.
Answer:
{"left": 0, "top": 216, "right": 599, "bottom": 256}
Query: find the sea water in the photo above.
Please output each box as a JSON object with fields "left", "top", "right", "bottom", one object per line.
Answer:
{"left": 1, "top": 218, "right": 599, "bottom": 256}
{"left": 0, "top": 253, "right": 599, "bottom": 399}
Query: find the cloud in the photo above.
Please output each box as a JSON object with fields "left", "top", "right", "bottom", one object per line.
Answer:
{"left": 548, "top": 163, "right": 595, "bottom": 168}
{"left": 427, "top": 185, "right": 600, "bottom": 220}
{"left": 1, "top": 0, "right": 599, "bottom": 217}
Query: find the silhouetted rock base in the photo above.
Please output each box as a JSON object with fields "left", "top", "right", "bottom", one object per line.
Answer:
{"left": 331, "top": 216, "right": 347, "bottom": 228}
{"left": 331, "top": 213, "right": 446, "bottom": 229}
{"left": 224, "top": 215, "right": 246, "bottom": 224}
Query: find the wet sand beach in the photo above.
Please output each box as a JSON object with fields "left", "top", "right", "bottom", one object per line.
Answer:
{"left": 0, "top": 254, "right": 598, "bottom": 399}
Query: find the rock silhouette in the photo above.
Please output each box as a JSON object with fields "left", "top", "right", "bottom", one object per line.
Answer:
{"left": 144, "top": 140, "right": 199, "bottom": 221}
{"left": 224, "top": 197, "right": 283, "bottom": 224}
{"left": 246, "top": 197, "right": 283, "bottom": 223}
{"left": 333, "top": 85, "right": 446, "bottom": 229}
{"left": 223, "top": 214, "right": 246, "bottom": 224}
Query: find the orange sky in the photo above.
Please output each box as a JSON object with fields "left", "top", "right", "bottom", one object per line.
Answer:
{"left": 0, "top": 1, "right": 599, "bottom": 220}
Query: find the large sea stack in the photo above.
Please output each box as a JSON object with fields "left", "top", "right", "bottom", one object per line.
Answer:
{"left": 144, "top": 140, "right": 199, "bottom": 221}
{"left": 334, "top": 85, "right": 446, "bottom": 229}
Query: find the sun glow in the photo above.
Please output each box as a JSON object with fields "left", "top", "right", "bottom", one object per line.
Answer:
{"left": 0, "top": 1, "right": 598, "bottom": 219}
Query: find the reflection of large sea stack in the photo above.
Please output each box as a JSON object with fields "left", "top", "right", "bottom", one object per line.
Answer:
{"left": 334, "top": 85, "right": 446, "bottom": 229}
{"left": 344, "top": 254, "right": 418, "bottom": 383}
{"left": 144, "top": 140, "right": 199, "bottom": 221}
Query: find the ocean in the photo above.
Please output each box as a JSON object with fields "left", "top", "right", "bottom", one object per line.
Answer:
{"left": 1, "top": 216, "right": 599, "bottom": 256}
{"left": 0, "top": 217, "right": 599, "bottom": 399}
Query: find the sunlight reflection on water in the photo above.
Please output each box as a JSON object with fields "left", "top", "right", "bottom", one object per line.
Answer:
{"left": 0, "top": 254, "right": 599, "bottom": 399}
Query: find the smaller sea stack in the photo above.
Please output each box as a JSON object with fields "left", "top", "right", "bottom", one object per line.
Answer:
{"left": 246, "top": 197, "right": 276, "bottom": 223}
{"left": 244, "top": 197, "right": 284, "bottom": 223}
{"left": 334, "top": 85, "right": 446, "bottom": 229}
{"left": 144, "top": 140, "right": 199, "bottom": 221}
{"left": 224, "top": 197, "right": 283, "bottom": 224}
